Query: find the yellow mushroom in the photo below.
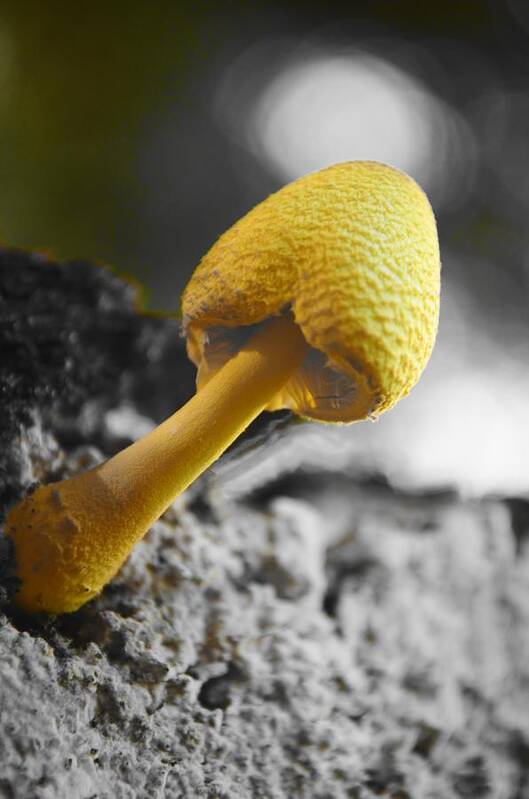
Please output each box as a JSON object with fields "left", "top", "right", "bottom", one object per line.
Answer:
{"left": 6, "top": 161, "right": 440, "bottom": 614}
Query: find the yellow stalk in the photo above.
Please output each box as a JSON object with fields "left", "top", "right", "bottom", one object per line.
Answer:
{"left": 7, "top": 315, "right": 307, "bottom": 613}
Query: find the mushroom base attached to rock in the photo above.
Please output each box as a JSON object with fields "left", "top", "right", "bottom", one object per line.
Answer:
{"left": 7, "top": 314, "right": 306, "bottom": 613}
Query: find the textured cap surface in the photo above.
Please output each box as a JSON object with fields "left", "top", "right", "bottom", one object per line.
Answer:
{"left": 182, "top": 161, "right": 440, "bottom": 423}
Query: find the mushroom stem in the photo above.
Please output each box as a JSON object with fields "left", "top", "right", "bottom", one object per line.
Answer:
{"left": 7, "top": 314, "right": 307, "bottom": 614}
{"left": 96, "top": 313, "right": 306, "bottom": 515}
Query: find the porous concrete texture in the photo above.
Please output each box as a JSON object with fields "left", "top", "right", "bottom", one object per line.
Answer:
{"left": 0, "top": 251, "right": 528, "bottom": 798}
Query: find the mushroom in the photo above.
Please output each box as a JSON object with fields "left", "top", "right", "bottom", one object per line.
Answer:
{"left": 5, "top": 161, "right": 440, "bottom": 614}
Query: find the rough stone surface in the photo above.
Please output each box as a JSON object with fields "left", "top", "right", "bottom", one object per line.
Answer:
{"left": 0, "top": 251, "right": 528, "bottom": 798}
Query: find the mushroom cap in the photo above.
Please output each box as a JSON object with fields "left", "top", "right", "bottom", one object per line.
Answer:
{"left": 182, "top": 161, "right": 440, "bottom": 423}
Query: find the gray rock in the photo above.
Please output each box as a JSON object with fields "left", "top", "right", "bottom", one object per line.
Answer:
{"left": 0, "top": 252, "right": 528, "bottom": 798}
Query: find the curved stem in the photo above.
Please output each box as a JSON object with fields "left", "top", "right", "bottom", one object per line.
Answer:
{"left": 101, "top": 314, "right": 306, "bottom": 514}
{"left": 7, "top": 315, "right": 307, "bottom": 613}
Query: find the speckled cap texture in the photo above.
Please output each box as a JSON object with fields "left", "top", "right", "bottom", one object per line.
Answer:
{"left": 182, "top": 161, "right": 440, "bottom": 423}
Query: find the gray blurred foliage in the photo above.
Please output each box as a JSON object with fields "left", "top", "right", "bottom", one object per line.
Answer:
{"left": 1, "top": 1, "right": 528, "bottom": 320}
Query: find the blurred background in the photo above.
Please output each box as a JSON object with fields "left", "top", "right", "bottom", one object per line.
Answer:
{"left": 2, "top": 0, "right": 529, "bottom": 496}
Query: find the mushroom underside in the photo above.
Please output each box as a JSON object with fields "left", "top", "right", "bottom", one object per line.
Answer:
{"left": 185, "top": 311, "right": 380, "bottom": 424}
